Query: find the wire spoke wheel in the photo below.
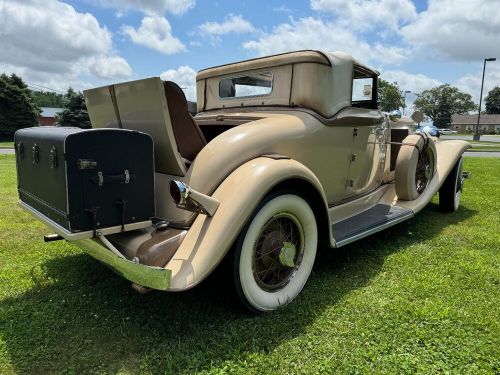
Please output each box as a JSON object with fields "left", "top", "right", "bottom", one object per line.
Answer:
{"left": 415, "top": 145, "right": 435, "bottom": 194}
{"left": 234, "top": 193, "right": 318, "bottom": 312}
{"left": 252, "top": 213, "right": 305, "bottom": 292}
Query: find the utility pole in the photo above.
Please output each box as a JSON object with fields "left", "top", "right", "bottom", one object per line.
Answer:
{"left": 475, "top": 57, "right": 496, "bottom": 141}
{"left": 403, "top": 90, "right": 411, "bottom": 115}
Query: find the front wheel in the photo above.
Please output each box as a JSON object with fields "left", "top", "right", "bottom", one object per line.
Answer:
{"left": 439, "top": 157, "right": 464, "bottom": 212}
{"left": 233, "top": 193, "right": 318, "bottom": 313}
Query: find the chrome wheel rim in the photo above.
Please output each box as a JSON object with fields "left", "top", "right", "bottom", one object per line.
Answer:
{"left": 416, "top": 146, "right": 435, "bottom": 194}
{"left": 252, "top": 213, "right": 305, "bottom": 292}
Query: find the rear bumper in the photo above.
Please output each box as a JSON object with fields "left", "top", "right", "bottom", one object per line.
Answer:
{"left": 74, "top": 239, "right": 171, "bottom": 290}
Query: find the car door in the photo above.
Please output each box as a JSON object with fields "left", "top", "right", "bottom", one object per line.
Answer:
{"left": 344, "top": 70, "right": 386, "bottom": 198}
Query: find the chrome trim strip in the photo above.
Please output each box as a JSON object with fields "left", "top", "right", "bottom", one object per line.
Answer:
{"left": 334, "top": 210, "right": 414, "bottom": 248}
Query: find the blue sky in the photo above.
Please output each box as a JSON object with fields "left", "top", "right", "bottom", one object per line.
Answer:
{"left": 1, "top": 0, "right": 499, "bottom": 113}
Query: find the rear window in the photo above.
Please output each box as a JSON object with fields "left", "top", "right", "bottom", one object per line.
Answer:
{"left": 219, "top": 72, "right": 273, "bottom": 99}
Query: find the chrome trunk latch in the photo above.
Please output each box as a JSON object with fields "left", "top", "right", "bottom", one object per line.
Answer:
{"left": 49, "top": 146, "right": 57, "bottom": 169}
{"left": 78, "top": 159, "right": 98, "bottom": 170}
{"left": 97, "top": 171, "right": 104, "bottom": 186}
{"left": 32, "top": 144, "right": 39, "bottom": 164}
{"left": 124, "top": 170, "right": 130, "bottom": 184}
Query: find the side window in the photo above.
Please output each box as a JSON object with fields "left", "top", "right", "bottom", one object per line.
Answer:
{"left": 352, "top": 67, "right": 377, "bottom": 109}
{"left": 219, "top": 72, "right": 273, "bottom": 99}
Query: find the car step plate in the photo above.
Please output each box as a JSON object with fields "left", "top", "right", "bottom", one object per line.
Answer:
{"left": 332, "top": 204, "right": 413, "bottom": 247}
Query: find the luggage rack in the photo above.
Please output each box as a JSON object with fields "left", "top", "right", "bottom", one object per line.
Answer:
{"left": 20, "top": 201, "right": 152, "bottom": 241}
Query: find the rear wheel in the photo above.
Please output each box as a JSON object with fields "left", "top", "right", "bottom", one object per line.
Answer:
{"left": 233, "top": 193, "right": 318, "bottom": 313}
{"left": 439, "top": 157, "right": 464, "bottom": 212}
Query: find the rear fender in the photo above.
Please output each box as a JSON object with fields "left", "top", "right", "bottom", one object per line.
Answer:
{"left": 165, "top": 157, "right": 331, "bottom": 291}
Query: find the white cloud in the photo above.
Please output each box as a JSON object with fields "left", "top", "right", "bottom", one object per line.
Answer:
{"left": 123, "top": 15, "right": 186, "bottom": 55}
{"left": 273, "top": 5, "right": 292, "bottom": 13}
{"left": 199, "top": 14, "right": 256, "bottom": 36}
{"left": 0, "top": 0, "right": 132, "bottom": 91}
{"left": 454, "top": 64, "right": 500, "bottom": 104}
{"left": 311, "top": 0, "right": 416, "bottom": 31}
{"left": 380, "top": 70, "right": 442, "bottom": 94}
{"left": 0, "top": 62, "right": 95, "bottom": 93}
{"left": 160, "top": 65, "right": 197, "bottom": 101}
{"left": 0, "top": 0, "right": 111, "bottom": 73}
{"left": 402, "top": 0, "right": 500, "bottom": 61}
{"left": 89, "top": 56, "right": 133, "bottom": 79}
{"left": 96, "top": 0, "right": 195, "bottom": 15}
{"left": 243, "top": 17, "right": 408, "bottom": 65}
{"left": 380, "top": 67, "right": 500, "bottom": 113}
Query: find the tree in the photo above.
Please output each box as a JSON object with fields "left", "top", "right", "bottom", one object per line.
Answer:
{"left": 31, "top": 90, "right": 65, "bottom": 107}
{"left": 485, "top": 86, "right": 500, "bottom": 114}
{"left": 378, "top": 79, "right": 404, "bottom": 112}
{"left": 413, "top": 84, "right": 477, "bottom": 128}
{"left": 0, "top": 73, "right": 40, "bottom": 140}
{"left": 55, "top": 88, "right": 91, "bottom": 128}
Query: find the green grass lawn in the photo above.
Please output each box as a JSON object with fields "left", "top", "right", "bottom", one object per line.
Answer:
{"left": 0, "top": 154, "right": 499, "bottom": 374}
{"left": 0, "top": 142, "right": 14, "bottom": 149}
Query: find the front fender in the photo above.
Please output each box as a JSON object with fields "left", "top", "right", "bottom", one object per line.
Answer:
{"left": 165, "top": 157, "right": 330, "bottom": 291}
{"left": 397, "top": 139, "right": 470, "bottom": 213}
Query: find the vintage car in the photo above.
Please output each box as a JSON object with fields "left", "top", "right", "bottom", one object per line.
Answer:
{"left": 14, "top": 50, "right": 470, "bottom": 312}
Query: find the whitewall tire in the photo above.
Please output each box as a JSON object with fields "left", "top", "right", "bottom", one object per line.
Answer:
{"left": 439, "top": 157, "right": 464, "bottom": 212}
{"left": 233, "top": 193, "right": 318, "bottom": 313}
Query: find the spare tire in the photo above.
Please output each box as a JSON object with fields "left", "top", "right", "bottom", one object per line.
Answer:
{"left": 395, "top": 133, "right": 437, "bottom": 201}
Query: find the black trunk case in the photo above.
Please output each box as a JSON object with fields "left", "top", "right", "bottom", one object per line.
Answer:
{"left": 14, "top": 127, "right": 155, "bottom": 235}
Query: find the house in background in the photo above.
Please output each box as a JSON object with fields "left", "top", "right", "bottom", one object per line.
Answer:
{"left": 450, "top": 114, "right": 500, "bottom": 134}
{"left": 38, "top": 107, "right": 62, "bottom": 126}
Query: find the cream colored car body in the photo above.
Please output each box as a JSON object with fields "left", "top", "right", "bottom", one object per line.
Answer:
{"left": 75, "top": 50, "right": 469, "bottom": 292}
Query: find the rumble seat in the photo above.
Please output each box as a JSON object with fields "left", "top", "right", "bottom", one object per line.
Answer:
{"left": 163, "top": 81, "right": 206, "bottom": 162}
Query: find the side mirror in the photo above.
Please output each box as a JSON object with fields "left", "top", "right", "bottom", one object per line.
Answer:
{"left": 388, "top": 110, "right": 402, "bottom": 122}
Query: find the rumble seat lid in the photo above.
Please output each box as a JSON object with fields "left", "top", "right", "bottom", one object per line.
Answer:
{"left": 84, "top": 77, "right": 187, "bottom": 176}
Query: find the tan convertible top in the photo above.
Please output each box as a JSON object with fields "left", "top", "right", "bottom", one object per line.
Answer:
{"left": 196, "top": 50, "right": 379, "bottom": 117}
{"left": 197, "top": 50, "right": 378, "bottom": 80}
{"left": 198, "top": 50, "right": 330, "bottom": 79}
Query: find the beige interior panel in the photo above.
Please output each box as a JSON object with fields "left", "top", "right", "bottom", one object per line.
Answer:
{"left": 113, "top": 78, "right": 186, "bottom": 176}
{"left": 83, "top": 86, "right": 120, "bottom": 128}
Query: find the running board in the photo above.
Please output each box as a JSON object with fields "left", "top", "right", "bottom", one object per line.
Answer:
{"left": 332, "top": 204, "right": 414, "bottom": 247}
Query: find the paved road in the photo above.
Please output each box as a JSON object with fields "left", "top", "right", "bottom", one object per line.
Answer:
{"left": 464, "top": 151, "right": 500, "bottom": 157}
{"left": 441, "top": 135, "right": 500, "bottom": 143}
